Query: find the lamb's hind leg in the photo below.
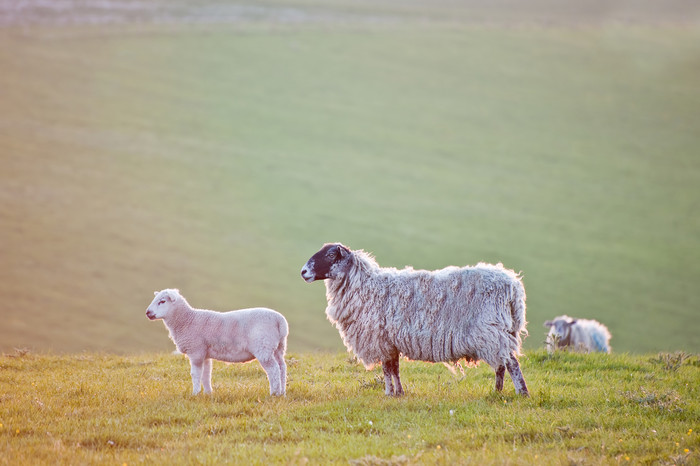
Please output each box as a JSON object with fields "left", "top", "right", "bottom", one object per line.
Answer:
{"left": 258, "top": 356, "right": 282, "bottom": 396}
{"left": 505, "top": 354, "right": 529, "bottom": 396}
{"left": 273, "top": 346, "right": 287, "bottom": 396}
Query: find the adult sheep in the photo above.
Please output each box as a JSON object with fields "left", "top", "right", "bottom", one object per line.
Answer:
{"left": 544, "top": 315, "right": 611, "bottom": 354}
{"left": 300, "top": 243, "right": 530, "bottom": 397}
{"left": 146, "top": 289, "right": 288, "bottom": 396}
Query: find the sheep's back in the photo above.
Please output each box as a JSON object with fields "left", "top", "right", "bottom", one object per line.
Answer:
{"left": 326, "top": 260, "right": 525, "bottom": 367}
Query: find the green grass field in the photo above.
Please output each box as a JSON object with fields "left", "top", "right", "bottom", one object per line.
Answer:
{"left": 0, "top": 350, "right": 697, "bottom": 464}
{"left": 1, "top": 1, "right": 699, "bottom": 355}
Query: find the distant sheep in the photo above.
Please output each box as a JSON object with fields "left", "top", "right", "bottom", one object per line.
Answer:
{"left": 146, "top": 289, "right": 288, "bottom": 396}
{"left": 300, "top": 243, "right": 530, "bottom": 397}
{"left": 544, "top": 315, "right": 611, "bottom": 354}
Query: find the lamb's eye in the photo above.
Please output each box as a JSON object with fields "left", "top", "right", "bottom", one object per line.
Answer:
{"left": 158, "top": 299, "right": 166, "bottom": 305}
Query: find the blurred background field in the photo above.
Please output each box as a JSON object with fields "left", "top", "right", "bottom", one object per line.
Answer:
{"left": 1, "top": 0, "right": 698, "bottom": 355}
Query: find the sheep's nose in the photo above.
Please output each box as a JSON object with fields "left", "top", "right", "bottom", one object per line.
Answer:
{"left": 300, "top": 267, "right": 313, "bottom": 282}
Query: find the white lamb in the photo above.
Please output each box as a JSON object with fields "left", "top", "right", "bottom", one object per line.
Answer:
{"left": 544, "top": 315, "right": 611, "bottom": 354}
{"left": 146, "top": 289, "right": 288, "bottom": 396}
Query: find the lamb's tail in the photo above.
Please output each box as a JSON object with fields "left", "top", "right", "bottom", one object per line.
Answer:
{"left": 274, "top": 315, "right": 289, "bottom": 357}
{"left": 509, "top": 278, "right": 528, "bottom": 352}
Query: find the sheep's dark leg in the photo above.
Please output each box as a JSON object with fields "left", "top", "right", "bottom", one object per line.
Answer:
{"left": 382, "top": 357, "right": 403, "bottom": 397}
{"left": 391, "top": 358, "right": 404, "bottom": 396}
{"left": 495, "top": 365, "right": 506, "bottom": 392}
{"left": 382, "top": 361, "right": 395, "bottom": 396}
{"left": 505, "top": 355, "right": 529, "bottom": 396}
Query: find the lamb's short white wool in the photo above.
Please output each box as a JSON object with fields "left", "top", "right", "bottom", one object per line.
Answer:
{"left": 146, "top": 289, "right": 288, "bottom": 396}
{"left": 544, "top": 315, "right": 611, "bottom": 354}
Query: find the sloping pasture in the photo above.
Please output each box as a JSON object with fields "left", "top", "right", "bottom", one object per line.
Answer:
{"left": 1, "top": 0, "right": 699, "bottom": 354}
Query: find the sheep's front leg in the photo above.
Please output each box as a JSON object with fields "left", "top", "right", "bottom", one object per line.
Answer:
{"left": 505, "top": 354, "right": 529, "bottom": 397}
{"left": 189, "top": 357, "right": 205, "bottom": 395}
{"left": 382, "top": 361, "right": 395, "bottom": 396}
{"left": 383, "top": 357, "right": 404, "bottom": 396}
{"left": 495, "top": 365, "right": 506, "bottom": 392}
{"left": 201, "top": 358, "right": 213, "bottom": 394}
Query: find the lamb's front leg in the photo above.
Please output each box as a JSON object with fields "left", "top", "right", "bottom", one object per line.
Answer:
{"left": 189, "top": 356, "right": 205, "bottom": 395}
{"left": 201, "top": 358, "right": 213, "bottom": 394}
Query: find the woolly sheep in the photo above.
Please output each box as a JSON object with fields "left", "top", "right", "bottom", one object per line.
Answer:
{"left": 146, "top": 289, "right": 288, "bottom": 396}
{"left": 300, "top": 243, "right": 530, "bottom": 397}
{"left": 544, "top": 315, "right": 611, "bottom": 354}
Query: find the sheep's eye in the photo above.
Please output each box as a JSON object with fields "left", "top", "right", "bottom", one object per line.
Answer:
{"left": 158, "top": 299, "right": 166, "bottom": 305}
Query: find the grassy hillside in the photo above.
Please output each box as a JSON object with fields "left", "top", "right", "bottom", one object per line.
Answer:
{"left": 1, "top": 0, "right": 699, "bottom": 354}
{"left": 0, "top": 350, "right": 697, "bottom": 464}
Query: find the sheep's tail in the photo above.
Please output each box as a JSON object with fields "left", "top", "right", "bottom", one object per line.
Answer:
{"left": 590, "top": 328, "right": 611, "bottom": 354}
{"left": 510, "top": 277, "right": 528, "bottom": 352}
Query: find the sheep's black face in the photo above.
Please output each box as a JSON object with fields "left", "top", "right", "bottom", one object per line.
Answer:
{"left": 301, "top": 243, "right": 351, "bottom": 282}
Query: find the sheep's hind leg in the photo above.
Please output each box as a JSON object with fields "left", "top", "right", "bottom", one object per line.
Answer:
{"left": 494, "top": 365, "right": 506, "bottom": 392}
{"left": 259, "top": 357, "right": 282, "bottom": 396}
{"left": 505, "top": 355, "right": 529, "bottom": 396}
{"left": 202, "top": 358, "right": 213, "bottom": 394}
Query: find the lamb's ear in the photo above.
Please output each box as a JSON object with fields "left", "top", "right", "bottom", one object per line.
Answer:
{"left": 164, "top": 290, "right": 178, "bottom": 302}
{"left": 153, "top": 291, "right": 158, "bottom": 296}
{"left": 544, "top": 320, "right": 553, "bottom": 327}
{"left": 567, "top": 319, "right": 578, "bottom": 326}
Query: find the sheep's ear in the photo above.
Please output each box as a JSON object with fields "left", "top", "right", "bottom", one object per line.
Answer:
{"left": 544, "top": 320, "right": 553, "bottom": 327}
{"left": 154, "top": 291, "right": 158, "bottom": 296}
{"left": 337, "top": 244, "right": 349, "bottom": 258}
{"left": 567, "top": 319, "right": 578, "bottom": 326}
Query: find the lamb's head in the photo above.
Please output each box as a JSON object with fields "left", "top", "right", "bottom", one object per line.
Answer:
{"left": 301, "top": 243, "right": 353, "bottom": 282}
{"left": 544, "top": 315, "right": 577, "bottom": 344}
{"left": 146, "top": 289, "right": 181, "bottom": 320}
